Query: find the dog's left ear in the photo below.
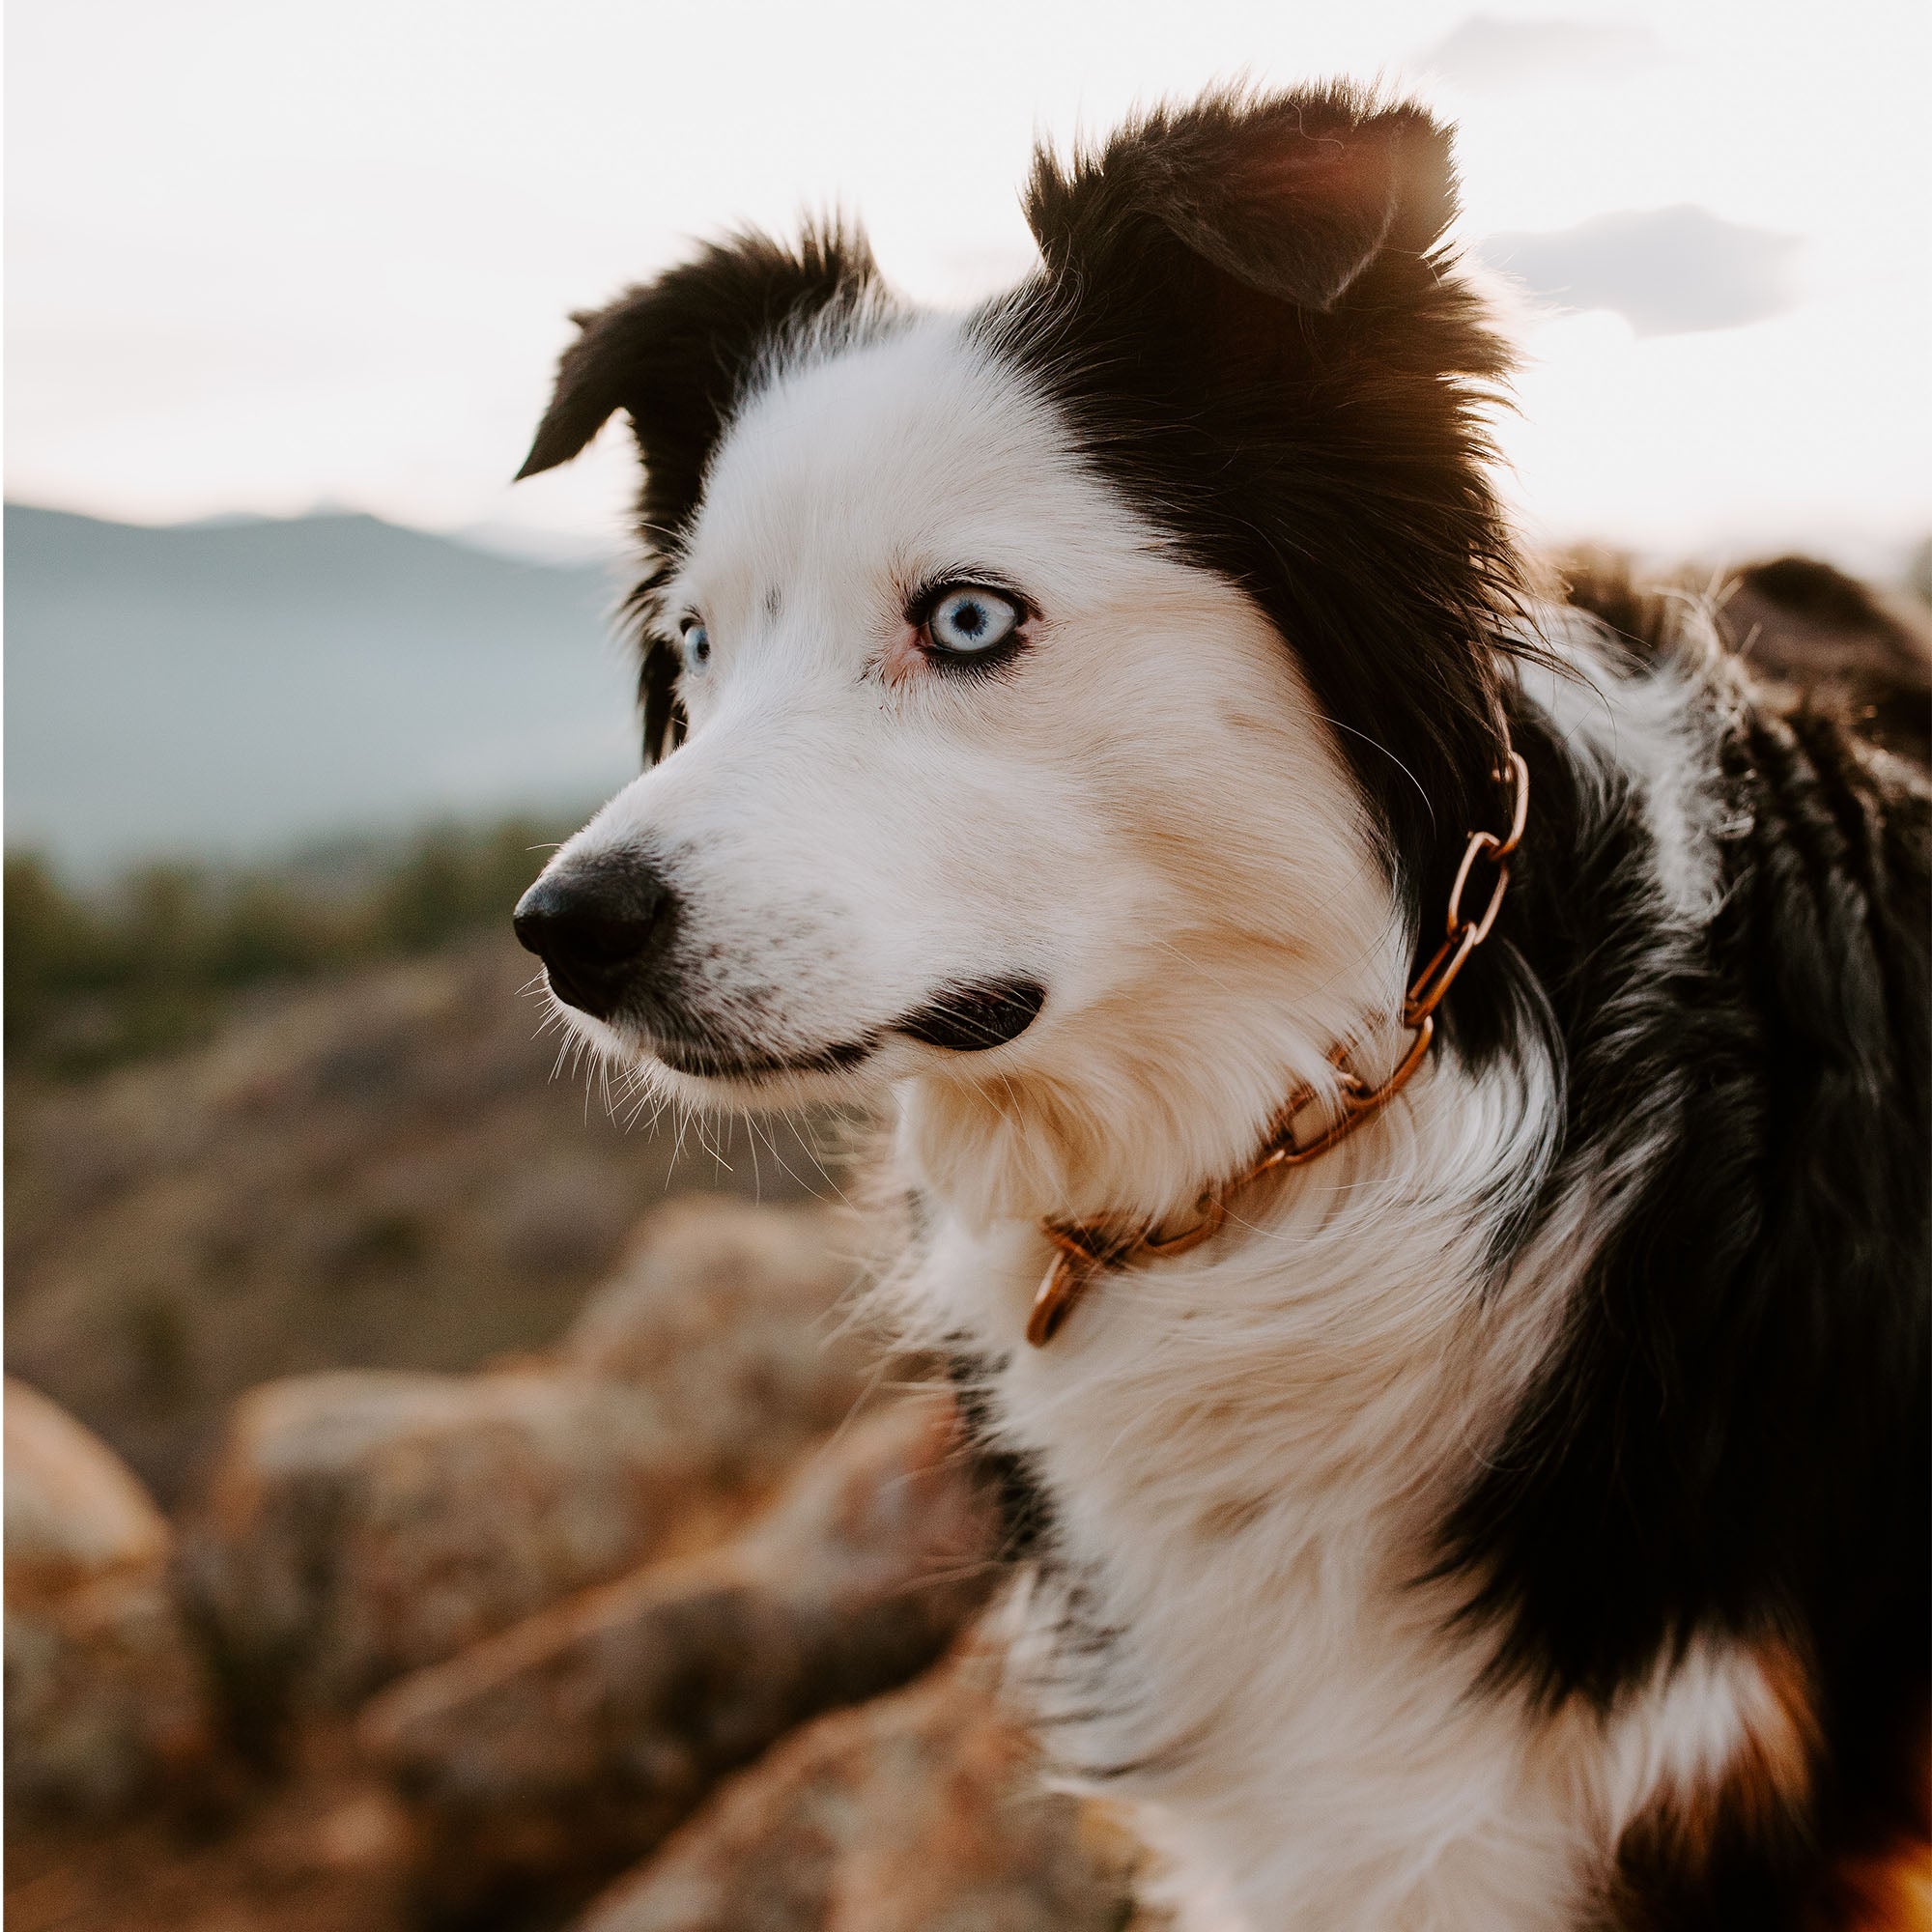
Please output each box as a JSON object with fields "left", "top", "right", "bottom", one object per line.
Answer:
{"left": 1025, "top": 85, "right": 1456, "bottom": 316}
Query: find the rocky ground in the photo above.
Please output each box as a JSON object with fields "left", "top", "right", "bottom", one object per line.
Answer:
{"left": 5, "top": 933, "right": 1155, "bottom": 1928}
{"left": 4, "top": 1204, "right": 1152, "bottom": 1930}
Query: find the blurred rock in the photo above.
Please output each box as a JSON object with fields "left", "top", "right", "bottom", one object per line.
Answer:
{"left": 185, "top": 1197, "right": 881, "bottom": 1720}
{"left": 359, "top": 1398, "right": 999, "bottom": 1915}
{"left": 568, "top": 1650, "right": 1147, "bottom": 1932}
{"left": 188, "top": 1368, "right": 690, "bottom": 1718}
{"left": 5, "top": 1378, "right": 213, "bottom": 1815}
{"left": 561, "top": 1196, "right": 874, "bottom": 1488}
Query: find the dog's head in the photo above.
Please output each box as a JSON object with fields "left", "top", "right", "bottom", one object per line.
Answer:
{"left": 516, "top": 85, "right": 1520, "bottom": 1216}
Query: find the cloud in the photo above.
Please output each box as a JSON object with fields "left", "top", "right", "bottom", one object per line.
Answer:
{"left": 1476, "top": 206, "right": 1803, "bottom": 337}
{"left": 1418, "top": 14, "right": 1662, "bottom": 89}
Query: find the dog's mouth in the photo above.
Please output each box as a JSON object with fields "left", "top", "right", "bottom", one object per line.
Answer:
{"left": 642, "top": 978, "right": 1044, "bottom": 1083}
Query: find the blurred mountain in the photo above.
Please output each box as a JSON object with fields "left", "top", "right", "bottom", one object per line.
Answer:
{"left": 4, "top": 505, "right": 639, "bottom": 875}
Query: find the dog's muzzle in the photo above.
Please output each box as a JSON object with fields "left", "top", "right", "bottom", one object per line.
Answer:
{"left": 516, "top": 854, "right": 1045, "bottom": 1068}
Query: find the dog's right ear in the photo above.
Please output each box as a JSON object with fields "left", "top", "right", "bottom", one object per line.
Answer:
{"left": 516, "top": 223, "right": 879, "bottom": 538}
{"left": 1024, "top": 84, "right": 1459, "bottom": 319}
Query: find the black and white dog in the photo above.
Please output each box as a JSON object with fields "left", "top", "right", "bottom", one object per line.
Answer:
{"left": 513, "top": 85, "right": 1930, "bottom": 1931}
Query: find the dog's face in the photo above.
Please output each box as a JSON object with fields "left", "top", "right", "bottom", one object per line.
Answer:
{"left": 515, "top": 87, "right": 1520, "bottom": 1211}
{"left": 526, "top": 319, "right": 1367, "bottom": 1103}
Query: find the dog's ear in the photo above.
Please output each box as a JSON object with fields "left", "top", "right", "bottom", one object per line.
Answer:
{"left": 516, "top": 222, "right": 879, "bottom": 527}
{"left": 1025, "top": 86, "right": 1456, "bottom": 315}
{"left": 519, "top": 224, "right": 878, "bottom": 765}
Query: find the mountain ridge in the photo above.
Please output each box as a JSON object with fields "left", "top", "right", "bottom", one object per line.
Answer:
{"left": 5, "top": 503, "right": 641, "bottom": 875}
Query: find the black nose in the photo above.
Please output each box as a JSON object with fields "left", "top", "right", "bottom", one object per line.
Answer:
{"left": 513, "top": 853, "right": 676, "bottom": 1021}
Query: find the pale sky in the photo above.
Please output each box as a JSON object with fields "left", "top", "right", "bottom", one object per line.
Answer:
{"left": 8, "top": 0, "right": 1929, "bottom": 574}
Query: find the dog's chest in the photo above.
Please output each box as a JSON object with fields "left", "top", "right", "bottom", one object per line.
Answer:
{"left": 911, "top": 1176, "right": 1607, "bottom": 1929}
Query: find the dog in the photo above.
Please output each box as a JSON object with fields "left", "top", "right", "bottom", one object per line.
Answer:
{"left": 511, "top": 84, "right": 1931, "bottom": 1930}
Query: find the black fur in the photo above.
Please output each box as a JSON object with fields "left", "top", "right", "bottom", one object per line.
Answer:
{"left": 1562, "top": 547, "right": 1932, "bottom": 768}
{"left": 1450, "top": 668, "right": 1932, "bottom": 1927}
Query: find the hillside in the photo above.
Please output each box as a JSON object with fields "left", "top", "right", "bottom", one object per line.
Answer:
{"left": 3, "top": 505, "right": 639, "bottom": 874}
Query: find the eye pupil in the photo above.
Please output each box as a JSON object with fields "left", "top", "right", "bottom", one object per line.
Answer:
{"left": 681, "top": 621, "right": 709, "bottom": 668}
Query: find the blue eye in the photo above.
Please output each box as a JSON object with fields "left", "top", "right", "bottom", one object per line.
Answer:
{"left": 923, "top": 586, "right": 1020, "bottom": 656}
{"left": 679, "top": 618, "right": 710, "bottom": 670}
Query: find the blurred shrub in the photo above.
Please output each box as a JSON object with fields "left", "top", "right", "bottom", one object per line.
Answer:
{"left": 6, "top": 814, "right": 577, "bottom": 1076}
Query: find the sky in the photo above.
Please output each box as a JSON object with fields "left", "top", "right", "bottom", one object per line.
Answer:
{"left": 7, "top": 0, "right": 1929, "bottom": 574}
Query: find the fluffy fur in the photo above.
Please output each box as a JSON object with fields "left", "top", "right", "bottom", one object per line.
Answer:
{"left": 514, "top": 83, "right": 1931, "bottom": 1930}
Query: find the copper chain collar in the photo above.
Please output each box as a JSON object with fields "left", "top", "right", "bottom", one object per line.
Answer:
{"left": 1026, "top": 750, "right": 1530, "bottom": 1348}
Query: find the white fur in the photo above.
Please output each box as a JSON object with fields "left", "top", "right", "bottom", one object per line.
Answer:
{"left": 538, "top": 319, "right": 1772, "bottom": 1929}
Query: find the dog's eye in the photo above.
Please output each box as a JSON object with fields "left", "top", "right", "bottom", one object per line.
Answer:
{"left": 923, "top": 587, "right": 1020, "bottom": 657}
{"left": 678, "top": 618, "right": 710, "bottom": 670}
